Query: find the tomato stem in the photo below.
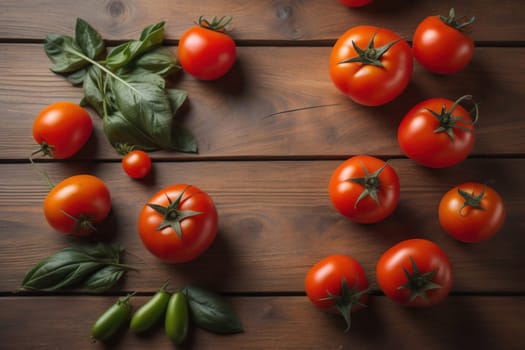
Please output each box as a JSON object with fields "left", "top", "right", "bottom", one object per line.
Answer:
{"left": 430, "top": 95, "right": 479, "bottom": 140}
{"left": 196, "top": 15, "right": 232, "bottom": 32}
{"left": 347, "top": 161, "right": 389, "bottom": 208}
{"left": 439, "top": 8, "right": 476, "bottom": 33}
{"left": 147, "top": 185, "right": 203, "bottom": 239}
{"left": 338, "top": 32, "right": 399, "bottom": 68}
{"left": 458, "top": 185, "right": 486, "bottom": 216}
{"left": 29, "top": 149, "right": 55, "bottom": 189}
{"left": 397, "top": 256, "right": 441, "bottom": 304}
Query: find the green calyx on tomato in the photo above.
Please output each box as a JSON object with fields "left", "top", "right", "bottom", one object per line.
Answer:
{"left": 439, "top": 8, "right": 476, "bottom": 32}
{"left": 147, "top": 186, "right": 203, "bottom": 238}
{"left": 347, "top": 161, "right": 388, "bottom": 208}
{"left": 458, "top": 185, "right": 486, "bottom": 215}
{"left": 430, "top": 95, "right": 478, "bottom": 140}
{"left": 397, "top": 256, "right": 442, "bottom": 303}
{"left": 339, "top": 32, "right": 399, "bottom": 68}
{"left": 320, "top": 277, "right": 369, "bottom": 332}
{"left": 197, "top": 15, "right": 232, "bottom": 32}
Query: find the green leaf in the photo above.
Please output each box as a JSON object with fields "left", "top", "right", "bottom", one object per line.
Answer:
{"left": 75, "top": 18, "right": 105, "bottom": 60}
{"left": 66, "top": 68, "right": 87, "bottom": 85}
{"left": 166, "top": 89, "right": 188, "bottom": 113}
{"left": 44, "top": 34, "right": 90, "bottom": 73}
{"left": 133, "top": 47, "right": 180, "bottom": 77}
{"left": 105, "top": 21, "right": 165, "bottom": 71}
{"left": 172, "top": 126, "right": 198, "bottom": 153}
{"left": 20, "top": 243, "right": 135, "bottom": 292}
{"left": 83, "top": 265, "right": 125, "bottom": 291}
{"left": 107, "top": 70, "right": 175, "bottom": 149}
{"left": 82, "top": 66, "right": 105, "bottom": 116}
{"left": 182, "top": 286, "right": 243, "bottom": 334}
{"left": 103, "top": 109, "right": 159, "bottom": 151}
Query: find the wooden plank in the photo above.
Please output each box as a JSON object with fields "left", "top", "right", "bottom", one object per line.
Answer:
{"left": 1, "top": 44, "right": 524, "bottom": 160}
{"left": 1, "top": 159, "right": 523, "bottom": 293}
{"left": 0, "top": 0, "right": 523, "bottom": 42}
{"left": 0, "top": 295, "right": 524, "bottom": 349}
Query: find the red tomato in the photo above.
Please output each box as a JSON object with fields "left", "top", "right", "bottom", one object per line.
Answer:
{"left": 376, "top": 239, "right": 453, "bottom": 307}
{"left": 413, "top": 8, "right": 475, "bottom": 74}
{"left": 305, "top": 255, "right": 369, "bottom": 331}
{"left": 138, "top": 184, "right": 218, "bottom": 263}
{"left": 329, "top": 155, "right": 400, "bottom": 224}
{"left": 329, "top": 25, "right": 413, "bottom": 106}
{"left": 339, "top": 0, "right": 373, "bottom": 7}
{"left": 122, "top": 150, "right": 152, "bottom": 179}
{"left": 178, "top": 16, "right": 236, "bottom": 80}
{"left": 439, "top": 182, "right": 506, "bottom": 243}
{"left": 32, "top": 101, "right": 93, "bottom": 159}
{"left": 398, "top": 95, "right": 478, "bottom": 168}
{"left": 43, "top": 174, "right": 111, "bottom": 236}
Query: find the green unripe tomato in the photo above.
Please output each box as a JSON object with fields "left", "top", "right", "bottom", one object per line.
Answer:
{"left": 130, "top": 282, "right": 170, "bottom": 333}
{"left": 91, "top": 293, "right": 134, "bottom": 342}
{"left": 165, "top": 291, "right": 190, "bottom": 345}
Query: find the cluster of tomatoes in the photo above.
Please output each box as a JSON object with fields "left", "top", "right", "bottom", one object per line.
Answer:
{"left": 305, "top": 2, "right": 507, "bottom": 331}
{"left": 31, "top": 16, "right": 236, "bottom": 258}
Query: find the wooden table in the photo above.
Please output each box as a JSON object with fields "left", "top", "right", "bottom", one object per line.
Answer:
{"left": 1, "top": 1, "right": 524, "bottom": 349}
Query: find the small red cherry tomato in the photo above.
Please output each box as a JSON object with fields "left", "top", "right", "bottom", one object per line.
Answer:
{"left": 122, "top": 150, "right": 152, "bottom": 179}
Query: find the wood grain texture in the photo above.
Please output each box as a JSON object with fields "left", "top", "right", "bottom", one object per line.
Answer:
{"left": 1, "top": 160, "right": 523, "bottom": 293}
{"left": 0, "top": 295, "right": 524, "bottom": 350}
{"left": 1, "top": 44, "right": 525, "bottom": 160}
{"left": 0, "top": 0, "right": 523, "bottom": 42}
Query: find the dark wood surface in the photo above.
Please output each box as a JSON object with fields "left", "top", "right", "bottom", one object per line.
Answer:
{"left": 1, "top": 1, "right": 524, "bottom": 349}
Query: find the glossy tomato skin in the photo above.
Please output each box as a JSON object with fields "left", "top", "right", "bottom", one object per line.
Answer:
{"left": 305, "top": 255, "right": 369, "bottom": 310}
{"left": 122, "top": 150, "right": 152, "bottom": 179}
{"left": 329, "top": 155, "right": 400, "bottom": 224}
{"left": 178, "top": 25, "right": 236, "bottom": 80}
{"left": 138, "top": 184, "right": 218, "bottom": 263}
{"left": 376, "top": 239, "right": 452, "bottom": 307}
{"left": 413, "top": 15, "right": 474, "bottom": 74}
{"left": 32, "top": 101, "right": 93, "bottom": 159}
{"left": 329, "top": 25, "right": 413, "bottom": 106}
{"left": 398, "top": 98, "right": 475, "bottom": 168}
{"left": 439, "top": 182, "right": 506, "bottom": 243}
{"left": 43, "top": 174, "right": 111, "bottom": 236}
{"left": 339, "top": 0, "right": 373, "bottom": 7}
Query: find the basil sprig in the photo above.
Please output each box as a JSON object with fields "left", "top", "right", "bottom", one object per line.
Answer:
{"left": 182, "top": 285, "right": 244, "bottom": 334}
{"left": 44, "top": 18, "right": 197, "bottom": 153}
{"left": 20, "top": 243, "right": 137, "bottom": 292}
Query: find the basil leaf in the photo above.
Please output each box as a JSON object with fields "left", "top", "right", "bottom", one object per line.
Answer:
{"left": 75, "top": 18, "right": 105, "bottom": 60}
{"left": 108, "top": 70, "right": 175, "bottom": 149}
{"left": 103, "top": 110, "right": 159, "bottom": 151}
{"left": 166, "top": 88, "right": 187, "bottom": 113}
{"left": 172, "top": 126, "right": 198, "bottom": 153}
{"left": 83, "top": 265, "right": 125, "bottom": 291}
{"left": 66, "top": 68, "right": 87, "bottom": 85}
{"left": 82, "top": 66, "right": 105, "bottom": 116}
{"left": 20, "top": 243, "right": 135, "bottom": 292}
{"left": 133, "top": 47, "right": 180, "bottom": 77}
{"left": 44, "top": 34, "right": 90, "bottom": 73}
{"left": 182, "top": 286, "right": 244, "bottom": 334}
{"left": 105, "top": 21, "right": 165, "bottom": 71}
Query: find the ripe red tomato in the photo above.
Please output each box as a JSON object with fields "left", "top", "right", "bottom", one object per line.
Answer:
{"left": 376, "top": 239, "right": 453, "bottom": 307}
{"left": 32, "top": 101, "right": 93, "bottom": 159}
{"left": 43, "top": 174, "right": 111, "bottom": 236}
{"left": 305, "top": 254, "right": 369, "bottom": 331}
{"left": 329, "top": 155, "right": 400, "bottom": 224}
{"left": 178, "top": 16, "right": 236, "bottom": 80}
{"left": 439, "top": 182, "right": 506, "bottom": 243}
{"left": 398, "top": 95, "right": 478, "bottom": 168}
{"left": 138, "top": 184, "right": 218, "bottom": 263}
{"left": 329, "top": 25, "right": 413, "bottom": 106}
{"left": 339, "top": 0, "right": 373, "bottom": 7}
{"left": 413, "top": 8, "right": 475, "bottom": 74}
{"left": 122, "top": 150, "right": 152, "bottom": 179}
